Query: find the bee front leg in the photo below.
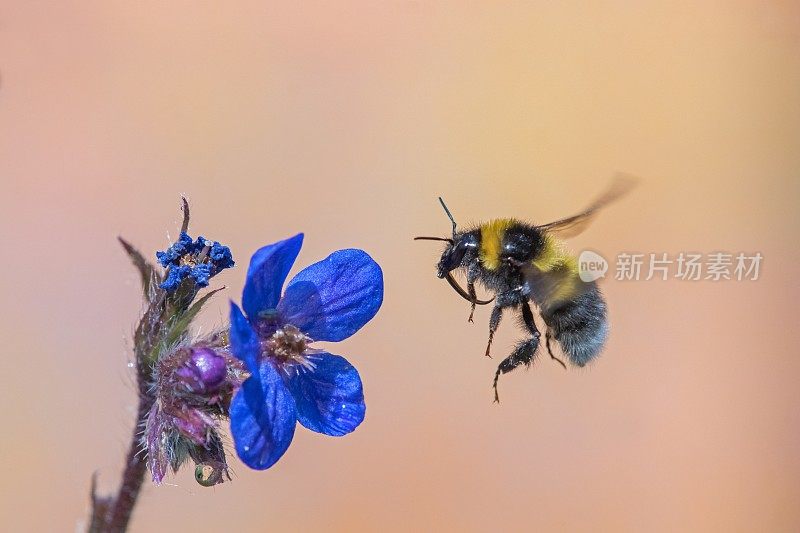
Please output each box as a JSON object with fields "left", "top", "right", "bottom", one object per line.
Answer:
{"left": 467, "top": 283, "right": 478, "bottom": 323}
{"left": 466, "top": 262, "right": 481, "bottom": 323}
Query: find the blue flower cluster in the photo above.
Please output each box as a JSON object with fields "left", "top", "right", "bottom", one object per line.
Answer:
{"left": 228, "top": 234, "right": 383, "bottom": 470}
{"left": 156, "top": 232, "right": 234, "bottom": 292}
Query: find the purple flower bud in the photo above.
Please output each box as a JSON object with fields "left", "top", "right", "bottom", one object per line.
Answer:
{"left": 146, "top": 342, "right": 242, "bottom": 486}
{"left": 171, "top": 407, "right": 214, "bottom": 445}
{"left": 175, "top": 347, "right": 228, "bottom": 394}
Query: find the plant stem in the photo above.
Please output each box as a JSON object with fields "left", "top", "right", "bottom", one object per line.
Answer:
{"left": 89, "top": 387, "right": 154, "bottom": 532}
{"left": 110, "top": 397, "right": 153, "bottom": 531}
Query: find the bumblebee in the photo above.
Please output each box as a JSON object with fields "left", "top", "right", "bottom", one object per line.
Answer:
{"left": 416, "top": 177, "right": 635, "bottom": 402}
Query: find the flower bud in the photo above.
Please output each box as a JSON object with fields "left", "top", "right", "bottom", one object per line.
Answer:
{"left": 171, "top": 407, "right": 214, "bottom": 445}
{"left": 175, "top": 347, "right": 228, "bottom": 394}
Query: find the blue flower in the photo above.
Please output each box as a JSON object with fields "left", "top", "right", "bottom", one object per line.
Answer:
{"left": 156, "top": 232, "right": 234, "bottom": 292}
{"left": 228, "top": 233, "right": 383, "bottom": 470}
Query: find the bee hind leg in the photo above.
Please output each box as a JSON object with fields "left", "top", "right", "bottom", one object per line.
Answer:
{"left": 492, "top": 334, "right": 540, "bottom": 403}
{"left": 492, "top": 299, "right": 543, "bottom": 402}
{"left": 546, "top": 331, "right": 567, "bottom": 370}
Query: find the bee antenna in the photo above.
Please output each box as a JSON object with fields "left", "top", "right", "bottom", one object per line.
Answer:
{"left": 438, "top": 197, "right": 458, "bottom": 237}
{"left": 414, "top": 236, "right": 454, "bottom": 243}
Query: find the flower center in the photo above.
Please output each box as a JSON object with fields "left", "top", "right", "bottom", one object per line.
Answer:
{"left": 178, "top": 240, "right": 213, "bottom": 268}
{"left": 266, "top": 324, "right": 317, "bottom": 370}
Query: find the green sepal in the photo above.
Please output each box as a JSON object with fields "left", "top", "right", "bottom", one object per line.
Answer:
{"left": 118, "top": 236, "right": 160, "bottom": 300}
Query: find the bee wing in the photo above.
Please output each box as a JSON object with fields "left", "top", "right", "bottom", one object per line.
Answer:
{"left": 537, "top": 174, "right": 638, "bottom": 238}
{"left": 522, "top": 263, "right": 592, "bottom": 311}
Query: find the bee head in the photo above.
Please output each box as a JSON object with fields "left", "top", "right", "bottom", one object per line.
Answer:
{"left": 435, "top": 232, "right": 478, "bottom": 278}
{"left": 414, "top": 196, "right": 479, "bottom": 277}
{"left": 415, "top": 198, "right": 493, "bottom": 306}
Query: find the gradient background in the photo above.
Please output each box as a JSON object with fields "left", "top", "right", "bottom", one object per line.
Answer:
{"left": 1, "top": 2, "right": 798, "bottom": 532}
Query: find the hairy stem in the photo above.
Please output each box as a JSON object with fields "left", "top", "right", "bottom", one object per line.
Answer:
{"left": 110, "top": 397, "right": 152, "bottom": 531}
{"left": 89, "top": 390, "right": 153, "bottom": 532}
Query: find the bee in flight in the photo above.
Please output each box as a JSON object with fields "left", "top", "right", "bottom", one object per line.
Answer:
{"left": 416, "top": 176, "right": 636, "bottom": 402}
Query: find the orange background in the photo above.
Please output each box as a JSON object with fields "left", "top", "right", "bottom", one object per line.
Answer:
{"left": 1, "top": 2, "right": 798, "bottom": 532}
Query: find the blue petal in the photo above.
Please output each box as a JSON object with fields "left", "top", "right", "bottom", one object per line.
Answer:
{"left": 285, "top": 353, "right": 365, "bottom": 436}
{"left": 230, "top": 361, "right": 297, "bottom": 470}
{"left": 159, "top": 264, "right": 191, "bottom": 292}
{"left": 156, "top": 232, "right": 194, "bottom": 266}
{"left": 197, "top": 236, "right": 235, "bottom": 272}
{"left": 277, "top": 249, "right": 383, "bottom": 342}
{"left": 209, "top": 242, "right": 235, "bottom": 270}
{"left": 242, "top": 234, "right": 304, "bottom": 320}
{"left": 192, "top": 235, "right": 211, "bottom": 253}
{"left": 191, "top": 263, "right": 213, "bottom": 287}
{"left": 229, "top": 303, "right": 260, "bottom": 374}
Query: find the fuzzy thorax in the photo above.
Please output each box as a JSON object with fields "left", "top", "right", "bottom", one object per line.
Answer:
{"left": 479, "top": 218, "right": 516, "bottom": 270}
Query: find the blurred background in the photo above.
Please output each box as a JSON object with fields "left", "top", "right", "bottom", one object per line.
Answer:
{"left": 1, "top": 2, "right": 798, "bottom": 532}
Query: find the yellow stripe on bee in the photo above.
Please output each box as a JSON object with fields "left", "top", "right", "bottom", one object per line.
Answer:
{"left": 533, "top": 233, "right": 582, "bottom": 303}
{"left": 550, "top": 271, "right": 582, "bottom": 303}
{"left": 532, "top": 233, "right": 577, "bottom": 273}
{"left": 479, "top": 218, "right": 515, "bottom": 270}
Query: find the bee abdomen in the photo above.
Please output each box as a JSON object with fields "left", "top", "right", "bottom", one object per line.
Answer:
{"left": 541, "top": 283, "right": 608, "bottom": 367}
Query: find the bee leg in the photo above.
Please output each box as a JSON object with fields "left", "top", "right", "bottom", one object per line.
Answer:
{"left": 467, "top": 282, "right": 478, "bottom": 323}
{"left": 485, "top": 304, "right": 504, "bottom": 358}
{"left": 519, "top": 300, "right": 545, "bottom": 352}
{"left": 545, "top": 331, "right": 567, "bottom": 370}
{"left": 492, "top": 335, "right": 540, "bottom": 403}
{"left": 492, "top": 300, "right": 542, "bottom": 402}
{"left": 485, "top": 289, "right": 523, "bottom": 358}
{"left": 467, "top": 262, "right": 480, "bottom": 323}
